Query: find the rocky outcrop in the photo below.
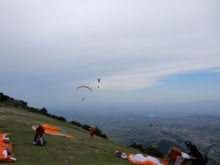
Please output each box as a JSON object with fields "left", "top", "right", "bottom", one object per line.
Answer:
{"left": 0, "top": 92, "right": 27, "bottom": 108}
{"left": 5, "top": 100, "right": 28, "bottom": 107}
{"left": 0, "top": 93, "right": 11, "bottom": 102}
{"left": 0, "top": 92, "right": 67, "bottom": 122}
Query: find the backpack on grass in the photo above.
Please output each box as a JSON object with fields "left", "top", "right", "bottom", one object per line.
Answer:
{"left": 35, "top": 135, "right": 46, "bottom": 146}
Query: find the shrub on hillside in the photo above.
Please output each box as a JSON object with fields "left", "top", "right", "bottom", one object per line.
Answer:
{"left": 94, "top": 127, "right": 108, "bottom": 139}
{"left": 129, "top": 142, "right": 145, "bottom": 153}
{"left": 39, "top": 107, "right": 48, "bottom": 115}
{"left": 129, "top": 143, "right": 163, "bottom": 158}
{"left": 0, "top": 95, "right": 10, "bottom": 102}
{"left": 145, "top": 146, "right": 163, "bottom": 159}
{"left": 82, "top": 124, "right": 90, "bottom": 130}
{"left": 70, "top": 121, "right": 82, "bottom": 127}
{"left": 70, "top": 121, "right": 108, "bottom": 139}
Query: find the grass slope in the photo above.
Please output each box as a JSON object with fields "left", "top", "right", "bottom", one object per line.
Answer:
{"left": 0, "top": 103, "right": 150, "bottom": 165}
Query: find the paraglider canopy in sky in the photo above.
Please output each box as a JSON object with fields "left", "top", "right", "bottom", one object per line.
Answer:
{"left": 146, "top": 114, "right": 156, "bottom": 126}
{"left": 147, "top": 114, "right": 156, "bottom": 119}
{"left": 97, "top": 78, "right": 101, "bottom": 88}
{"left": 77, "top": 86, "right": 92, "bottom": 91}
{"left": 77, "top": 86, "right": 92, "bottom": 100}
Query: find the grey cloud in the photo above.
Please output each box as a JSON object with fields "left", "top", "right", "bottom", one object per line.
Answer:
{"left": 0, "top": 0, "right": 220, "bottom": 106}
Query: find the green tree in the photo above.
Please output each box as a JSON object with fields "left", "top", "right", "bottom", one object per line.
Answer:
{"left": 40, "top": 107, "right": 47, "bottom": 114}
{"left": 129, "top": 143, "right": 145, "bottom": 153}
{"left": 145, "top": 146, "right": 163, "bottom": 158}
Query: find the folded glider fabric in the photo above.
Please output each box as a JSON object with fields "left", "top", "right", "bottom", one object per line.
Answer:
{"left": 128, "top": 154, "right": 164, "bottom": 165}
{"left": 0, "top": 133, "right": 16, "bottom": 163}
{"left": 115, "top": 151, "right": 165, "bottom": 165}
{"left": 115, "top": 147, "right": 194, "bottom": 165}
{"left": 32, "top": 124, "right": 73, "bottom": 138}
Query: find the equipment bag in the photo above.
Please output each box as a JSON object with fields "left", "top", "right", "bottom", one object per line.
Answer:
{"left": 35, "top": 136, "right": 44, "bottom": 146}
{"left": 195, "top": 146, "right": 208, "bottom": 164}
{"left": 204, "top": 154, "right": 208, "bottom": 164}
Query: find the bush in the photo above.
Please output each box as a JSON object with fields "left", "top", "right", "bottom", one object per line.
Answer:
{"left": 0, "top": 95, "right": 10, "bottom": 102}
{"left": 94, "top": 127, "right": 108, "bottom": 139}
{"left": 129, "top": 142, "right": 145, "bottom": 153}
{"left": 70, "top": 121, "right": 82, "bottom": 127}
{"left": 129, "top": 143, "right": 163, "bottom": 158}
{"left": 70, "top": 122, "right": 108, "bottom": 139}
{"left": 40, "top": 108, "right": 48, "bottom": 114}
{"left": 145, "top": 146, "right": 163, "bottom": 159}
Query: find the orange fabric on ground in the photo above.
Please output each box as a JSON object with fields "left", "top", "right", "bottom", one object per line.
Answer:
{"left": 165, "top": 147, "right": 195, "bottom": 165}
{"left": 127, "top": 156, "right": 158, "bottom": 165}
{"left": 0, "top": 134, "right": 8, "bottom": 150}
{"left": 169, "top": 147, "right": 182, "bottom": 163}
{"left": 0, "top": 135, "right": 9, "bottom": 161}
{"left": 33, "top": 124, "right": 73, "bottom": 138}
{"left": 117, "top": 152, "right": 164, "bottom": 165}
{"left": 163, "top": 156, "right": 168, "bottom": 165}
{"left": 0, "top": 133, "right": 16, "bottom": 163}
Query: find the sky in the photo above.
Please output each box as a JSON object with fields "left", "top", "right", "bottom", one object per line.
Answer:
{"left": 0, "top": 0, "right": 220, "bottom": 108}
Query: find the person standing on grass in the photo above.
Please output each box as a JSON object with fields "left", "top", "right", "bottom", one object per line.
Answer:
{"left": 89, "top": 126, "right": 95, "bottom": 140}
{"left": 33, "top": 125, "right": 45, "bottom": 145}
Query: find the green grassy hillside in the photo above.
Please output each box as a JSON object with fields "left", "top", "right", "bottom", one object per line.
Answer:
{"left": 0, "top": 103, "right": 152, "bottom": 165}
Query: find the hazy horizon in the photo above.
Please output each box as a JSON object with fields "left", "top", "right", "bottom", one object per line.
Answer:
{"left": 44, "top": 99, "right": 220, "bottom": 123}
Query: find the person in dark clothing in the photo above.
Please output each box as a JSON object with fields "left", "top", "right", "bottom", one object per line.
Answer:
{"left": 33, "top": 125, "right": 45, "bottom": 145}
{"left": 185, "top": 141, "right": 207, "bottom": 165}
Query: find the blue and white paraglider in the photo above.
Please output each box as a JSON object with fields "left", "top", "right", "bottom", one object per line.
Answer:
{"left": 147, "top": 114, "right": 156, "bottom": 119}
{"left": 147, "top": 114, "right": 156, "bottom": 126}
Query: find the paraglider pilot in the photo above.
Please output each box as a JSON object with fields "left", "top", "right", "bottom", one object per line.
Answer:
{"left": 33, "top": 125, "right": 45, "bottom": 145}
{"left": 89, "top": 126, "right": 95, "bottom": 140}
{"left": 185, "top": 141, "right": 207, "bottom": 165}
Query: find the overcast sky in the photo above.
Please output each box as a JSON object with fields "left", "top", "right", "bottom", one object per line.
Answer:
{"left": 0, "top": 0, "right": 220, "bottom": 108}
